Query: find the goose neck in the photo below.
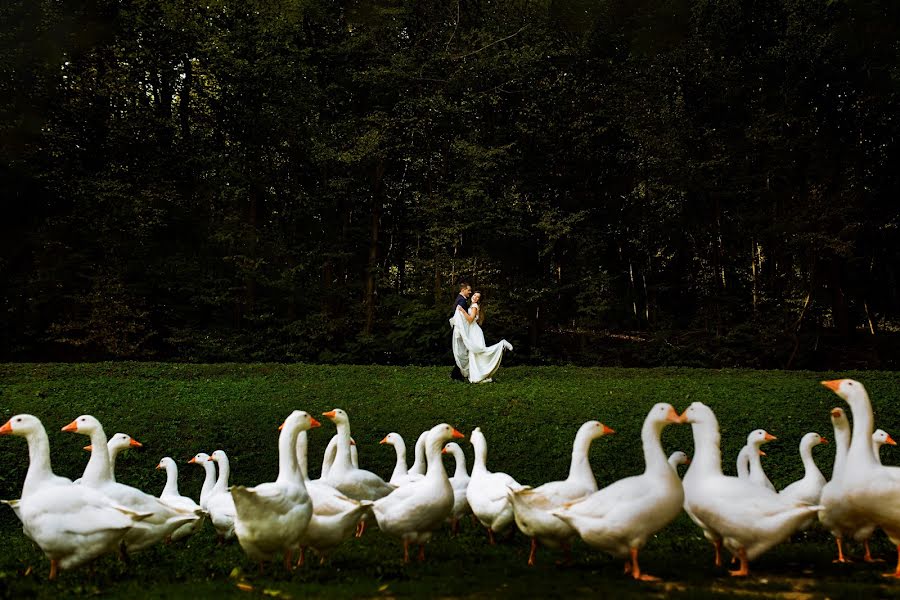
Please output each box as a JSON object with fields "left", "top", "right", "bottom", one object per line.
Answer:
{"left": 453, "top": 450, "right": 469, "bottom": 478}
{"left": 276, "top": 423, "right": 303, "bottom": 486}
{"left": 162, "top": 463, "right": 180, "bottom": 496}
{"left": 567, "top": 428, "right": 597, "bottom": 486}
{"left": 213, "top": 456, "right": 230, "bottom": 493}
{"left": 846, "top": 393, "right": 878, "bottom": 469}
{"left": 688, "top": 421, "right": 722, "bottom": 476}
{"left": 296, "top": 431, "right": 309, "bottom": 481}
{"left": 641, "top": 418, "right": 670, "bottom": 474}
{"left": 21, "top": 428, "right": 55, "bottom": 498}
{"left": 81, "top": 427, "right": 112, "bottom": 486}
{"left": 334, "top": 422, "right": 354, "bottom": 471}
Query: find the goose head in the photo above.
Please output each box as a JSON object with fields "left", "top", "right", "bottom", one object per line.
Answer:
{"left": 61, "top": 415, "right": 104, "bottom": 438}
{"left": 380, "top": 432, "right": 402, "bottom": 447}
{"left": 279, "top": 410, "right": 321, "bottom": 434}
{"left": 746, "top": 429, "right": 777, "bottom": 452}
{"left": 109, "top": 433, "right": 142, "bottom": 452}
{"left": 579, "top": 420, "right": 616, "bottom": 441}
{"left": 830, "top": 407, "right": 849, "bottom": 429}
{"left": 426, "top": 423, "right": 465, "bottom": 450}
{"left": 822, "top": 379, "right": 870, "bottom": 409}
{"left": 668, "top": 451, "right": 690, "bottom": 467}
{"left": 648, "top": 402, "right": 683, "bottom": 429}
{"left": 873, "top": 429, "right": 897, "bottom": 448}
{"left": 321, "top": 408, "right": 349, "bottom": 426}
{"left": 678, "top": 402, "right": 716, "bottom": 426}
{"left": 442, "top": 442, "right": 463, "bottom": 456}
{"left": 801, "top": 432, "right": 828, "bottom": 449}
{"left": 0, "top": 414, "right": 44, "bottom": 437}
{"left": 209, "top": 450, "right": 229, "bottom": 464}
{"left": 157, "top": 456, "right": 176, "bottom": 471}
{"left": 188, "top": 452, "right": 211, "bottom": 465}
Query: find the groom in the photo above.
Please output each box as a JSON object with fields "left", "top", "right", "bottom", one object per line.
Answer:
{"left": 450, "top": 282, "right": 472, "bottom": 381}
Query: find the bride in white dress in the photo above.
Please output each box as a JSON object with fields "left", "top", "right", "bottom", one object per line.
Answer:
{"left": 450, "top": 291, "right": 513, "bottom": 383}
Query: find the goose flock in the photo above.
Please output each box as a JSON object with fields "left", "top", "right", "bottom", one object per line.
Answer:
{"left": 3, "top": 378, "right": 900, "bottom": 582}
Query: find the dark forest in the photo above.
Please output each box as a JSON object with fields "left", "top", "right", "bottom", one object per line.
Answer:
{"left": 2, "top": 0, "right": 899, "bottom": 368}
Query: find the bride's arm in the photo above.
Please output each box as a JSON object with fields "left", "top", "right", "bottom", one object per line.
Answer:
{"left": 457, "top": 305, "right": 476, "bottom": 323}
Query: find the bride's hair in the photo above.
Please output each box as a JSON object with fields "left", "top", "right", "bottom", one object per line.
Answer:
{"left": 473, "top": 291, "right": 484, "bottom": 324}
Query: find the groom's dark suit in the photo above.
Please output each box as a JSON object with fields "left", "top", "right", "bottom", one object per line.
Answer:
{"left": 450, "top": 294, "right": 469, "bottom": 381}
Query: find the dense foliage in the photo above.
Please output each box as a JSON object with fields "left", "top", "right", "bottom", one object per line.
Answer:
{"left": 2, "top": 363, "right": 900, "bottom": 598}
{"left": 2, "top": 0, "right": 899, "bottom": 367}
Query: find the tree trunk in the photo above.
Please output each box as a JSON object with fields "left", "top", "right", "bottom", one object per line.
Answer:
{"left": 363, "top": 159, "right": 386, "bottom": 336}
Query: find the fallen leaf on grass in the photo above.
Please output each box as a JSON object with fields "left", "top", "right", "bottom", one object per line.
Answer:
{"left": 237, "top": 582, "right": 254, "bottom": 592}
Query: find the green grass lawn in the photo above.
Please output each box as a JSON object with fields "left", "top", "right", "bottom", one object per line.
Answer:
{"left": 2, "top": 363, "right": 900, "bottom": 599}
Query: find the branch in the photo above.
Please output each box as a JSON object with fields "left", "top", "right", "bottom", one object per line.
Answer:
{"left": 451, "top": 26, "right": 526, "bottom": 60}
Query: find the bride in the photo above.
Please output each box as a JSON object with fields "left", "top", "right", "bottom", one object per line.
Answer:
{"left": 450, "top": 291, "right": 513, "bottom": 383}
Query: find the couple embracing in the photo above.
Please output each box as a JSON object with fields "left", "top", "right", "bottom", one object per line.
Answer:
{"left": 449, "top": 282, "right": 513, "bottom": 383}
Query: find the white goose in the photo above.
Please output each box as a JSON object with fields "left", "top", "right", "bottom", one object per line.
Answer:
{"left": 294, "top": 430, "right": 374, "bottom": 565}
{"left": 0, "top": 415, "right": 146, "bottom": 579}
{"left": 187, "top": 452, "right": 217, "bottom": 510}
{"left": 231, "top": 411, "right": 316, "bottom": 571}
{"left": 668, "top": 451, "right": 690, "bottom": 472}
{"left": 818, "top": 407, "right": 870, "bottom": 563}
{"left": 63, "top": 415, "right": 199, "bottom": 554}
{"left": 681, "top": 401, "right": 821, "bottom": 576}
{"left": 779, "top": 432, "right": 827, "bottom": 531}
{"left": 553, "top": 404, "right": 683, "bottom": 581}
{"left": 508, "top": 421, "right": 615, "bottom": 566}
{"left": 156, "top": 457, "right": 205, "bottom": 541}
{"left": 373, "top": 423, "right": 464, "bottom": 562}
{"left": 822, "top": 378, "right": 900, "bottom": 577}
{"left": 207, "top": 450, "right": 237, "bottom": 541}
{"left": 442, "top": 442, "right": 471, "bottom": 533}
{"left": 81, "top": 433, "right": 143, "bottom": 483}
{"left": 321, "top": 409, "right": 394, "bottom": 501}
{"left": 873, "top": 429, "right": 896, "bottom": 464}
{"left": 467, "top": 427, "right": 525, "bottom": 544}
{"left": 380, "top": 432, "right": 423, "bottom": 486}
{"left": 744, "top": 429, "right": 777, "bottom": 491}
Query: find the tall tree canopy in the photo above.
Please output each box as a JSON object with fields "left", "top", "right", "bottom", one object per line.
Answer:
{"left": 2, "top": 0, "right": 899, "bottom": 369}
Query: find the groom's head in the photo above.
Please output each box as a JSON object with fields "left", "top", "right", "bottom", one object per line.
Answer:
{"left": 459, "top": 282, "right": 472, "bottom": 298}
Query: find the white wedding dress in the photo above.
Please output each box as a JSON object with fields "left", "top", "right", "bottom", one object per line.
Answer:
{"left": 450, "top": 303, "right": 512, "bottom": 383}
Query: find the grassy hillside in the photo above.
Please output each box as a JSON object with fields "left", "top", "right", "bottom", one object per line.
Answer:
{"left": 1, "top": 363, "right": 900, "bottom": 598}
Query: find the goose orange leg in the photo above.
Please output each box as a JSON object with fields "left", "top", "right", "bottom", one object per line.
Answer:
{"left": 713, "top": 539, "right": 723, "bottom": 567}
{"left": 417, "top": 544, "right": 426, "bottom": 562}
{"left": 833, "top": 537, "right": 852, "bottom": 563}
{"left": 49, "top": 560, "right": 58, "bottom": 581}
{"left": 403, "top": 539, "right": 410, "bottom": 564}
{"left": 283, "top": 549, "right": 293, "bottom": 572}
{"left": 864, "top": 539, "right": 884, "bottom": 563}
{"left": 487, "top": 528, "right": 496, "bottom": 545}
{"left": 527, "top": 538, "right": 538, "bottom": 566}
{"left": 882, "top": 546, "right": 900, "bottom": 578}
{"left": 729, "top": 547, "right": 750, "bottom": 577}
{"left": 630, "top": 547, "right": 660, "bottom": 581}
{"left": 296, "top": 546, "right": 306, "bottom": 568}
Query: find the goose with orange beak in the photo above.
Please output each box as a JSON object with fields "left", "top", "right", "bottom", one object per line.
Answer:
{"left": 380, "top": 432, "right": 424, "bottom": 486}
{"left": 552, "top": 404, "right": 682, "bottom": 581}
{"left": 680, "top": 401, "right": 822, "bottom": 577}
{"left": 821, "top": 378, "right": 900, "bottom": 577}
{"left": 321, "top": 409, "right": 394, "bottom": 502}
{"left": 509, "top": 420, "right": 615, "bottom": 567}
{"left": 372, "top": 423, "right": 465, "bottom": 563}
{"left": 187, "top": 452, "right": 217, "bottom": 510}
{"left": 156, "top": 457, "right": 205, "bottom": 542}
{"left": 742, "top": 430, "right": 778, "bottom": 492}
{"left": 74, "top": 433, "right": 142, "bottom": 485}
{"left": 779, "top": 432, "right": 828, "bottom": 531}
{"left": 231, "top": 411, "right": 319, "bottom": 572}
